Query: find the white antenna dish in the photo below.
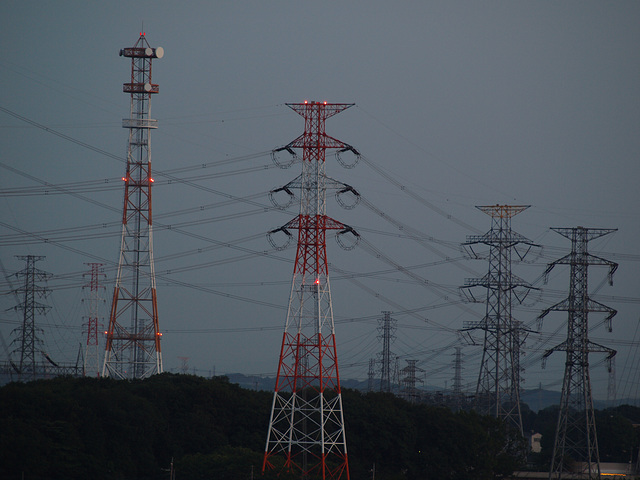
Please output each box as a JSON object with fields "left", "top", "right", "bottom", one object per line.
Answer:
{"left": 155, "top": 47, "right": 164, "bottom": 59}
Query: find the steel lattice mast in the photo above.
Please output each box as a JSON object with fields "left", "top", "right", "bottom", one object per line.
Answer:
{"left": 462, "top": 205, "right": 537, "bottom": 434}
{"left": 263, "top": 101, "right": 359, "bottom": 480}
{"left": 10, "top": 255, "right": 51, "bottom": 381}
{"left": 452, "top": 346, "right": 464, "bottom": 411}
{"left": 103, "top": 33, "right": 164, "bottom": 379}
{"left": 378, "top": 311, "right": 396, "bottom": 393}
{"left": 83, "top": 263, "right": 104, "bottom": 377}
{"left": 539, "top": 227, "right": 617, "bottom": 480}
{"left": 400, "top": 359, "right": 424, "bottom": 403}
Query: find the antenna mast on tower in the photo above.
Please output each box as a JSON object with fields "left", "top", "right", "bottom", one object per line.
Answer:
{"left": 103, "top": 33, "right": 164, "bottom": 379}
{"left": 262, "top": 101, "right": 360, "bottom": 480}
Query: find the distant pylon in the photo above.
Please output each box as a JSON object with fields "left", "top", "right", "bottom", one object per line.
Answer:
{"left": 263, "top": 101, "right": 360, "bottom": 480}
{"left": 461, "top": 205, "right": 537, "bottom": 434}
{"left": 82, "top": 263, "right": 104, "bottom": 377}
{"left": 367, "top": 358, "right": 376, "bottom": 392}
{"left": 178, "top": 356, "right": 190, "bottom": 374}
{"left": 539, "top": 227, "right": 617, "bottom": 480}
{"left": 103, "top": 33, "right": 164, "bottom": 379}
{"left": 378, "top": 311, "right": 397, "bottom": 393}
{"left": 400, "top": 359, "right": 424, "bottom": 403}
{"left": 10, "top": 255, "right": 51, "bottom": 381}
{"left": 452, "top": 346, "right": 464, "bottom": 410}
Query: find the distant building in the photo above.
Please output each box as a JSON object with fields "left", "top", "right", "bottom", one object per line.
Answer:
{"left": 529, "top": 432, "right": 542, "bottom": 454}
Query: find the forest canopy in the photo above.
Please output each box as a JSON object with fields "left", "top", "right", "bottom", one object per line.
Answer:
{"left": 0, "top": 374, "right": 637, "bottom": 480}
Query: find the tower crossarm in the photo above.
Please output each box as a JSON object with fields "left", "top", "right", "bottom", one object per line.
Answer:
{"left": 586, "top": 340, "right": 617, "bottom": 358}
{"left": 285, "top": 101, "right": 355, "bottom": 119}
{"left": 538, "top": 288, "right": 617, "bottom": 332}
{"left": 464, "top": 230, "right": 537, "bottom": 248}
{"left": 586, "top": 298, "right": 617, "bottom": 331}
{"left": 551, "top": 227, "right": 617, "bottom": 242}
{"left": 286, "top": 132, "right": 356, "bottom": 151}
{"left": 277, "top": 214, "right": 357, "bottom": 234}
{"left": 543, "top": 252, "right": 618, "bottom": 284}
{"left": 276, "top": 174, "right": 359, "bottom": 194}
{"left": 477, "top": 204, "right": 530, "bottom": 218}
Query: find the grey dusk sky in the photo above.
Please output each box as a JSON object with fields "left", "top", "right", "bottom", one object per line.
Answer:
{"left": 1, "top": 1, "right": 639, "bottom": 400}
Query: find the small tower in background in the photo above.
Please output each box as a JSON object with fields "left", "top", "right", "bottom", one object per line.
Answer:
{"left": 82, "top": 263, "right": 104, "bottom": 377}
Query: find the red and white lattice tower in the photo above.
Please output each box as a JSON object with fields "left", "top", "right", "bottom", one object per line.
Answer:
{"left": 103, "top": 33, "right": 164, "bottom": 379}
{"left": 263, "top": 102, "right": 360, "bottom": 480}
{"left": 83, "top": 263, "right": 104, "bottom": 377}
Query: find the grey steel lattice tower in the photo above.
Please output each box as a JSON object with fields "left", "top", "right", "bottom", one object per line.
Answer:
{"left": 367, "top": 358, "right": 376, "bottom": 392}
{"left": 539, "top": 227, "right": 617, "bottom": 480}
{"left": 10, "top": 255, "right": 51, "bottom": 381}
{"left": 263, "top": 102, "right": 359, "bottom": 480}
{"left": 378, "top": 311, "right": 397, "bottom": 393}
{"left": 461, "top": 205, "right": 537, "bottom": 434}
{"left": 103, "top": 34, "right": 164, "bottom": 379}
{"left": 452, "top": 346, "right": 464, "bottom": 410}
{"left": 400, "top": 359, "right": 424, "bottom": 403}
{"left": 82, "top": 263, "right": 104, "bottom": 377}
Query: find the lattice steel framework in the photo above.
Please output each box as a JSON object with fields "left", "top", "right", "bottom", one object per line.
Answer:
{"left": 10, "top": 255, "right": 51, "bottom": 381}
{"left": 539, "top": 227, "right": 617, "bottom": 480}
{"left": 263, "top": 101, "right": 359, "bottom": 480}
{"left": 400, "top": 359, "right": 424, "bottom": 403}
{"left": 452, "top": 346, "right": 464, "bottom": 411}
{"left": 461, "top": 205, "right": 536, "bottom": 434}
{"left": 367, "top": 358, "right": 376, "bottom": 392}
{"left": 103, "top": 34, "right": 164, "bottom": 379}
{"left": 378, "top": 311, "right": 397, "bottom": 393}
{"left": 83, "top": 263, "right": 104, "bottom": 377}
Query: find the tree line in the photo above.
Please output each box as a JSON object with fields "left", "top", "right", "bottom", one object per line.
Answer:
{"left": 0, "top": 373, "right": 638, "bottom": 480}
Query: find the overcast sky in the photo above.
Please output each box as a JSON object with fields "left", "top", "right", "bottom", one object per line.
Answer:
{"left": 1, "top": 1, "right": 639, "bottom": 401}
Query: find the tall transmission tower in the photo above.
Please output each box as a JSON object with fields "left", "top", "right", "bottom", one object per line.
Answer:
{"left": 10, "top": 255, "right": 51, "bottom": 381}
{"left": 263, "top": 101, "right": 360, "bottom": 480}
{"left": 103, "top": 33, "right": 165, "bottom": 380}
{"left": 539, "top": 227, "right": 617, "bottom": 480}
{"left": 378, "top": 311, "right": 397, "bottom": 393}
{"left": 82, "top": 263, "right": 104, "bottom": 377}
{"left": 461, "top": 205, "right": 537, "bottom": 434}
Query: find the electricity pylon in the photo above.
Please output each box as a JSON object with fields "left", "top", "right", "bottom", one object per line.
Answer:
{"left": 82, "top": 263, "right": 104, "bottom": 377}
{"left": 103, "top": 33, "right": 164, "bottom": 379}
{"left": 10, "top": 255, "right": 51, "bottom": 381}
{"left": 400, "top": 359, "right": 424, "bottom": 403}
{"left": 378, "top": 311, "right": 397, "bottom": 393}
{"left": 539, "top": 227, "right": 617, "bottom": 480}
{"left": 263, "top": 101, "right": 359, "bottom": 480}
{"left": 461, "top": 205, "right": 537, "bottom": 434}
{"left": 452, "top": 346, "right": 464, "bottom": 411}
